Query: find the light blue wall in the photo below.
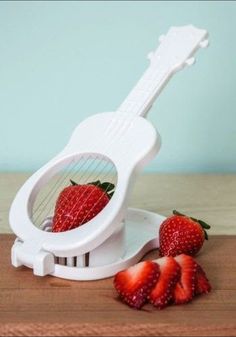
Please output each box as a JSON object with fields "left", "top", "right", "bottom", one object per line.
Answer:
{"left": 1, "top": 1, "right": 236, "bottom": 172}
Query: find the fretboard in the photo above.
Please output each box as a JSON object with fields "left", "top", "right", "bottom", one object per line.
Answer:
{"left": 117, "top": 64, "right": 171, "bottom": 117}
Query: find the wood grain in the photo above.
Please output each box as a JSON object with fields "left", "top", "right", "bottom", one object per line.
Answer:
{"left": 1, "top": 173, "right": 236, "bottom": 234}
{"left": 0, "top": 234, "right": 236, "bottom": 336}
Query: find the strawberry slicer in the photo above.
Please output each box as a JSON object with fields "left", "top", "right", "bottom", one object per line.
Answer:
{"left": 9, "top": 25, "right": 208, "bottom": 281}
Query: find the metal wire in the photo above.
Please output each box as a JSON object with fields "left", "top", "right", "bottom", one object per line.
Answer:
{"left": 67, "top": 167, "right": 116, "bottom": 230}
{"left": 33, "top": 155, "right": 93, "bottom": 223}
{"left": 33, "top": 157, "right": 77, "bottom": 215}
{"left": 42, "top": 158, "right": 113, "bottom": 225}
{"left": 33, "top": 153, "right": 103, "bottom": 224}
{"left": 35, "top": 157, "right": 116, "bottom": 227}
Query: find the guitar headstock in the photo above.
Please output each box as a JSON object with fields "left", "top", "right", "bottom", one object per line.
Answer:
{"left": 147, "top": 25, "right": 209, "bottom": 71}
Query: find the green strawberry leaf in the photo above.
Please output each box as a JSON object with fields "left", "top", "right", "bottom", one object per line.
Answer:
{"left": 204, "top": 230, "right": 209, "bottom": 240}
{"left": 88, "top": 180, "right": 101, "bottom": 187}
{"left": 173, "top": 210, "right": 184, "bottom": 216}
{"left": 70, "top": 179, "right": 115, "bottom": 198}
{"left": 173, "top": 210, "right": 211, "bottom": 240}
{"left": 87, "top": 180, "right": 115, "bottom": 197}
{"left": 70, "top": 179, "right": 78, "bottom": 186}
{"left": 190, "top": 216, "right": 198, "bottom": 222}
{"left": 100, "top": 182, "right": 115, "bottom": 192}
{"left": 198, "top": 220, "right": 211, "bottom": 229}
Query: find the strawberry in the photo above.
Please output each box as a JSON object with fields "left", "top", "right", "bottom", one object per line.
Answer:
{"left": 173, "top": 254, "right": 197, "bottom": 304}
{"left": 113, "top": 255, "right": 211, "bottom": 310}
{"left": 52, "top": 180, "right": 114, "bottom": 232}
{"left": 159, "top": 210, "right": 211, "bottom": 257}
{"left": 114, "top": 261, "right": 160, "bottom": 309}
{"left": 195, "top": 264, "right": 212, "bottom": 295}
{"left": 149, "top": 256, "right": 180, "bottom": 309}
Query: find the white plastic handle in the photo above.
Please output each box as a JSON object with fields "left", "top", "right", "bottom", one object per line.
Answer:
{"left": 118, "top": 25, "right": 208, "bottom": 117}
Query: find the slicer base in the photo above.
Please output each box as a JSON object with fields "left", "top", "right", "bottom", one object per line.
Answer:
{"left": 51, "top": 208, "right": 165, "bottom": 281}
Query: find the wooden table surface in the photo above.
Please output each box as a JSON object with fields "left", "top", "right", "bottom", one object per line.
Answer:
{"left": 1, "top": 234, "right": 236, "bottom": 336}
{"left": 1, "top": 173, "right": 236, "bottom": 336}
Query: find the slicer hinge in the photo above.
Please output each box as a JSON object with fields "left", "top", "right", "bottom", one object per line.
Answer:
{"left": 11, "top": 238, "right": 55, "bottom": 276}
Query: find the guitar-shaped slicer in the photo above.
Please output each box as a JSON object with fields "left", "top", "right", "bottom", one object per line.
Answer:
{"left": 9, "top": 25, "right": 208, "bottom": 280}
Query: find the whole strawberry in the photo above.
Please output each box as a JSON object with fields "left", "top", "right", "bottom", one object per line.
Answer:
{"left": 52, "top": 180, "right": 114, "bottom": 232}
{"left": 159, "top": 210, "right": 210, "bottom": 257}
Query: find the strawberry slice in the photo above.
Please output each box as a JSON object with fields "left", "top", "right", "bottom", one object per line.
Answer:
{"left": 195, "top": 264, "right": 212, "bottom": 295}
{"left": 173, "top": 254, "right": 198, "bottom": 304}
{"left": 114, "top": 261, "right": 160, "bottom": 309}
{"left": 149, "top": 256, "right": 180, "bottom": 309}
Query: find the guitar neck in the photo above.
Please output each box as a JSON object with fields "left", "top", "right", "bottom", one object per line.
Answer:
{"left": 117, "top": 25, "right": 208, "bottom": 118}
{"left": 117, "top": 63, "right": 173, "bottom": 117}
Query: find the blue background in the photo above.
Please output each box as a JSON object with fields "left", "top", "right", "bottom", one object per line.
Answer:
{"left": 1, "top": 1, "right": 236, "bottom": 172}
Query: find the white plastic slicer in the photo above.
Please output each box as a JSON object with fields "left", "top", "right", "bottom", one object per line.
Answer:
{"left": 9, "top": 25, "right": 209, "bottom": 280}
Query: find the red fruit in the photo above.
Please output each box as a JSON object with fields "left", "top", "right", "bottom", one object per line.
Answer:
{"left": 52, "top": 180, "right": 114, "bottom": 232}
{"left": 173, "top": 254, "right": 197, "bottom": 304}
{"left": 114, "top": 261, "right": 160, "bottom": 309}
{"left": 159, "top": 210, "right": 211, "bottom": 257}
{"left": 195, "top": 264, "right": 212, "bottom": 295}
{"left": 149, "top": 256, "right": 180, "bottom": 309}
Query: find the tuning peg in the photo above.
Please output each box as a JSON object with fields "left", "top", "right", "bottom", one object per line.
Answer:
{"left": 200, "top": 39, "right": 209, "bottom": 48}
{"left": 158, "top": 34, "right": 165, "bottom": 43}
{"left": 185, "top": 57, "right": 195, "bottom": 66}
